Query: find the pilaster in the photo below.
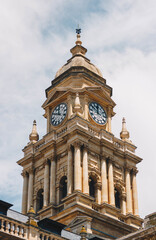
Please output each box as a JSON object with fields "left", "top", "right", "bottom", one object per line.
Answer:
{"left": 50, "top": 156, "right": 56, "bottom": 204}
{"left": 73, "top": 141, "right": 82, "bottom": 191}
{"left": 132, "top": 168, "right": 139, "bottom": 216}
{"left": 125, "top": 167, "right": 133, "bottom": 214}
{"left": 67, "top": 144, "right": 73, "bottom": 195}
{"left": 67, "top": 95, "right": 73, "bottom": 119}
{"left": 43, "top": 159, "right": 50, "bottom": 207}
{"left": 21, "top": 171, "right": 29, "bottom": 214}
{"left": 101, "top": 156, "right": 108, "bottom": 203}
{"left": 84, "top": 95, "right": 89, "bottom": 120}
{"left": 82, "top": 144, "right": 89, "bottom": 194}
{"left": 108, "top": 159, "right": 115, "bottom": 206}
{"left": 27, "top": 168, "right": 34, "bottom": 211}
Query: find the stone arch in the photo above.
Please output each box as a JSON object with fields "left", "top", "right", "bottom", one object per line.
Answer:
{"left": 89, "top": 170, "right": 100, "bottom": 183}
{"left": 89, "top": 171, "right": 100, "bottom": 200}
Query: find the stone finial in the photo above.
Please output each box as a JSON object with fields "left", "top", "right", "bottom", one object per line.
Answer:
{"left": 27, "top": 205, "right": 38, "bottom": 227}
{"left": 70, "top": 27, "right": 87, "bottom": 57}
{"left": 29, "top": 120, "right": 39, "bottom": 143}
{"left": 120, "top": 118, "right": 130, "bottom": 141}
{"left": 80, "top": 226, "right": 87, "bottom": 240}
{"left": 27, "top": 205, "right": 35, "bottom": 217}
{"left": 75, "top": 26, "right": 82, "bottom": 46}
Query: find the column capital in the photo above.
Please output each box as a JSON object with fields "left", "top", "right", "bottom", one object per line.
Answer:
{"left": 67, "top": 144, "right": 72, "bottom": 151}
{"left": 21, "top": 170, "right": 28, "bottom": 177}
{"left": 73, "top": 141, "right": 82, "bottom": 148}
{"left": 125, "top": 166, "right": 132, "bottom": 173}
{"left": 132, "top": 168, "right": 138, "bottom": 175}
{"left": 101, "top": 154, "right": 107, "bottom": 161}
{"left": 108, "top": 157, "right": 114, "bottom": 165}
{"left": 83, "top": 143, "right": 89, "bottom": 150}
{"left": 28, "top": 167, "right": 34, "bottom": 175}
{"left": 43, "top": 158, "right": 49, "bottom": 166}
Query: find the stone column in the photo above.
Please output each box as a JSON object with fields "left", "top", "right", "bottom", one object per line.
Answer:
{"left": 108, "top": 160, "right": 115, "bottom": 205}
{"left": 121, "top": 193, "right": 126, "bottom": 215}
{"left": 132, "top": 169, "right": 139, "bottom": 216}
{"left": 44, "top": 160, "right": 49, "bottom": 207}
{"left": 50, "top": 157, "right": 56, "bottom": 204}
{"left": 74, "top": 142, "right": 82, "bottom": 191}
{"left": 47, "top": 108, "right": 50, "bottom": 133}
{"left": 96, "top": 183, "right": 101, "bottom": 204}
{"left": 67, "top": 95, "right": 73, "bottom": 119}
{"left": 22, "top": 171, "right": 28, "bottom": 214}
{"left": 101, "top": 157, "right": 108, "bottom": 203}
{"left": 125, "top": 168, "right": 132, "bottom": 214}
{"left": 82, "top": 145, "right": 89, "bottom": 194}
{"left": 27, "top": 168, "right": 34, "bottom": 211}
{"left": 107, "top": 106, "right": 112, "bottom": 133}
{"left": 84, "top": 95, "right": 89, "bottom": 120}
{"left": 67, "top": 145, "right": 73, "bottom": 195}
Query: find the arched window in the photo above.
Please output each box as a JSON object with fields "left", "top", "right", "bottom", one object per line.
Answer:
{"left": 115, "top": 188, "right": 121, "bottom": 209}
{"left": 89, "top": 177, "right": 96, "bottom": 198}
{"left": 60, "top": 176, "right": 67, "bottom": 202}
{"left": 36, "top": 189, "right": 43, "bottom": 212}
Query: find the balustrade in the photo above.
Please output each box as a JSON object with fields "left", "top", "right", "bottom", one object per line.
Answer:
{"left": 0, "top": 216, "right": 26, "bottom": 238}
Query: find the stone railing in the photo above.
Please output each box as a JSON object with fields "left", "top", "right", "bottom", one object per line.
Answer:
{"left": 113, "top": 138, "right": 124, "bottom": 151}
{"left": 34, "top": 139, "right": 45, "bottom": 152}
{"left": 0, "top": 215, "right": 26, "bottom": 238}
{"left": 88, "top": 126, "right": 100, "bottom": 138}
{"left": 39, "top": 231, "right": 62, "bottom": 240}
{"left": 56, "top": 127, "right": 67, "bottom": 138}
{"left": 0, "top": 214, "right": 65, "bottom": 240}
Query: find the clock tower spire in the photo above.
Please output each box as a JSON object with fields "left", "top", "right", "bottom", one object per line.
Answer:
{"left": 18, "top": 29, "right": 143, "bottom": 238}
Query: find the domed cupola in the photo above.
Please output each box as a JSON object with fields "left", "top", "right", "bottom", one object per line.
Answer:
{"left": 55, "top": 28, "right": 103, "bottom": 78}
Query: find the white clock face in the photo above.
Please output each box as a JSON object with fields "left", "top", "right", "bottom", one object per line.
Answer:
{"left": 89, "top": 102, "right": 107, "bottom": 125}
{"left": 51, "top": 103, "right": 67, "bottom": 126}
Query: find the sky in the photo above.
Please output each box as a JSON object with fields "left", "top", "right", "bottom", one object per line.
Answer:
{"left": 0, "top": 0, "right": 155, "bottom": 219}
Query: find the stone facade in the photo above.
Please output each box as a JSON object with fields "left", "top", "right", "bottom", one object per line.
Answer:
{"left": 17, "top": 31, "right": 145, "bottom": 239}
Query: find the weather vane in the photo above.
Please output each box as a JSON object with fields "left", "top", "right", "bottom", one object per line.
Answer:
{"left": 76, "top": 24, "right": 81, "bottom": 34}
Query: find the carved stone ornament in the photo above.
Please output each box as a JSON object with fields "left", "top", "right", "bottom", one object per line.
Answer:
{"left": 21, "top": 170, "right": 28, "bottom": 177}
{"left": 89, "top": 170, "right": 100, "bottom": 182}
{"left": 95, "top": 182, "right": 102, "bottom": 190}
{"left": 28, "top": 167, "right": 34, "bottom": 175}
{"left": 73, "top": 141, "right": 82, "bottom": 148}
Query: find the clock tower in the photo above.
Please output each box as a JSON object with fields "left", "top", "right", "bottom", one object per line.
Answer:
{"left": 18, "top": 29, "right": 143, "bottom": 239}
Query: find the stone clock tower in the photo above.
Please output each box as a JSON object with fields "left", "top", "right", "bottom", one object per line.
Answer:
{"left": 18, "top": 29, "right": 143, "bottom": 239}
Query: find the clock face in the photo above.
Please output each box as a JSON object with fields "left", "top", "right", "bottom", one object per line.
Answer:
{"left": 51, "top": 103, "right": 67, "bottom": 126}
{"left": 89, "top": 102, "right": 107, "bottom": 125}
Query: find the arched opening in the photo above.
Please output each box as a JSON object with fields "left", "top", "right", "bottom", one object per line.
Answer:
{"left": 60, "top": 176, "right": 67, "bottom": 202}
{"left": 89, "top": 177, "right": 96, "bottom": 198}
{"left": 36, "top": 189, "right": 43, "bottom": 212}
{"left": 115, "top": 188, "right": 121, "bottom": 209}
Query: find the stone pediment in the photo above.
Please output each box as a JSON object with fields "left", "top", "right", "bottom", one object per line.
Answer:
{"left": 42, "top": 87, "right": 68, "bottom": 108}
{"left": 42, "top": 85, "right": 115, "bottom": 109}
{"left": 67, "top": 216, "right": 92, "bottom": 228}
{"left": 86, "top": 86, "right": 116, "bottom": 107}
